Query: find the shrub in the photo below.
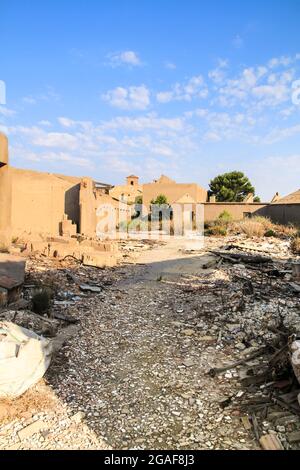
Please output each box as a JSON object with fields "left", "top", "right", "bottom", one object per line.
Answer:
{"left": 205, "top": 225, "right": 227, "bottom": 236}
{"left": 264, "top": 229, "right": 277, "bottom": 238}
{"left": 291, "top": 235, "right": 300, "bottom": 255}
{"left": 231, "top": 217, "right": 298, "bottom": 239}
{"left": 151, "top": 194, "right": 168, "bottom": 205}
{"left": 251, "top": 216, "right": 273, "bottom": 231}
{"left": 0, "top": 244, "right": 9, "bottom": 253}
{"left": 32, "top": 288, "right": 52, "bottom": 314}
{"left": 217, "top": 210, "right": 232, "bottom": 226}
{"left": 234, "top": 219, "right": 265, "bottom": 237}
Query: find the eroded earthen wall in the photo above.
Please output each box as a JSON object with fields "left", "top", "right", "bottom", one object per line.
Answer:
{"left": 10, "top": 168, "right": 81, "bottom": 237}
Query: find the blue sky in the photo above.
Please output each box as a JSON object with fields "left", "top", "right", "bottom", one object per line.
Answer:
{"left": 1, "top": 0, "right": 300, "bottom": 200}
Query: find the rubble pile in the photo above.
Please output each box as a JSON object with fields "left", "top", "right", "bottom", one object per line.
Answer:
{"left": 169, "top": 238, "right": 300, "bottom": 449}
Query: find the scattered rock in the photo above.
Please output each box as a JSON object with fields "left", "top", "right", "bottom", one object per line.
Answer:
{"left": 18, "top": 420, "right": 47, "bottom": 441}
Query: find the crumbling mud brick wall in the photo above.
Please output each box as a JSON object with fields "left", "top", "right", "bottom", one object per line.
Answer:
{"left": 10, "top": 168, "right": 81, "bottom": 238}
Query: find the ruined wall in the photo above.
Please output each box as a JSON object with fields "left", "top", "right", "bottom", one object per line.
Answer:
{"left": 0, "top": 134, "right": 12, "bottom": 247}
{"left": 143, "top": 183, "right": 208, "bottom": 209}
{"left": 11, "top": 168, "right": 81, "bottom": 237}
{"left": 204, "top": 203, "right": 268, "bottom": 222}
{"left": 257, "top": 204, "right": 300, "bottom": 226}
{"left": 79, "top": 177, "right": 97, "bottom": 238}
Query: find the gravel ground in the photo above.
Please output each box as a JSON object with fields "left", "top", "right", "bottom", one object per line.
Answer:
{"left": 46, "top": 238, "right": 260, "bottom": 450}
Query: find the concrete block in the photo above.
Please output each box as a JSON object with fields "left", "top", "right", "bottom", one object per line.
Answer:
{"left": 82, "top": 252, "right": 117, "bottom": 268}
{"left": 18, "top": 420, "right": 47, "bottom": 441}
{"left": 60, "top": 219, "right": 77, "bottom": 237}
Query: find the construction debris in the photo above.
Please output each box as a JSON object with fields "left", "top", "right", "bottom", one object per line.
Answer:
{"left": 259, "top": 433, "right": 284, "bottom": 450}
{"left": 0, "top": 254, "right": 26, "bottom": 306}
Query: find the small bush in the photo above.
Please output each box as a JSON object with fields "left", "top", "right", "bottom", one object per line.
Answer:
{"left": 234, "top": 218, "right": 265, "bottom": 237}
{"left": 291, "top": 236, "right": 300, "bottom": 255}
{"left": 0, "top": 244, "right": 9, "bottom": 253}
{"left": 264, "top": 229, "right": 277, "bottom": 238}
{"left": 32, "top": 288, "right": 52, "bottom": 314}
{"left": 205, "top": 225, "right": 227, "bottom": 236}
{"left": 217, "top": 210, "right": 232, "bottom": 226}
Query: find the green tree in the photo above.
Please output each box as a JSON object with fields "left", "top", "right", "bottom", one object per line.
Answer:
{"left": 151, "top": 194, "right": 168, "bottom": 205}
{"left": 135, "top": 195, "right": 143, "bottom": 205}
{"left": 209, "top": 171, "right": 258, "bottom": 202}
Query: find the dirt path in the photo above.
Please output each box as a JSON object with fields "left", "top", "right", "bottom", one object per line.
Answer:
{"left": 0, "top": 239, "right": 258, "bottom": 450}
{"left": 48, "top": 238, "right": 257, "bottom": 450}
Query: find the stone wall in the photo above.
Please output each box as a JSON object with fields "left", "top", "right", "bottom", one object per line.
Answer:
{"left": 257, "top": 204, "right": 300, "bottom": 226}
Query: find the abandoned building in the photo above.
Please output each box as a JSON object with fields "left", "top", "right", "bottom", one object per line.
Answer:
{"left": 0, "top": 133, "right": 130, "bottom": 243}
{"left": 1, "top": 130, "right": 299, "bottom": 253}
{"left": 0, "top": 132, "right": 129, "bottom": 269}
{"left": 142, "top": 174, "right": 268, "bottom": 223}
{"left": 109, "top": 175, "right": 142, "bottom": 204}
{"left": 259, "top": 189, "right": 300, "bottom": 226}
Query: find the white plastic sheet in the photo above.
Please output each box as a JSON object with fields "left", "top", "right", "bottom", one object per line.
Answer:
{"left": 0, "top": 321, "right": 52, "bottom": 398}
{"left": 290, "top": 339, "right": 300, "bottom": 407}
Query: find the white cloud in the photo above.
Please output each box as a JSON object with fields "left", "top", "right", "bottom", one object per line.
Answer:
{"left": 10, "top": 126, "right": 79, "bottom": 150}
{"left": 263, "top": 124, "right": 300, "bottom": 144}
{"left": 156, "top": 91, "right": 174, "bottom": 103}
{"left": 216, "top": 61, "right": 295, "bottom": 109}
{"left": 38, "top": 120, "right": 52, "bottom": 127}
{"left": 252, "top": 84, "right": 289, "bottom": 105}
{"left": 107, "top": 50, "right": 142, "bottom": 67}
{"left": 34, "top": 132, "right": 79, "bottom": 149}
{"left": 268, "top": 56, "right": 292, "bottom": 69}
{"left": 165, "top": 62, "right": 176, "bottom": 70}
{"left": 58, "top": 117, "right": 76, "bottom": 128}
{"left": 208, "top": 59, "right": 229, "bottom": 84}
{"left": 101, "top": 114, "right": 186, "bottom": 132}
{"left": 102, "top": 85, "right": 150, "bottom": 110}
{"left": 0, "top": 106, "right": 16, "bottom": 117}
{"left": 156, "top": 75, "right": 208, "bottom": 103}
{"left": 23, "top": 96, "right": 37, "bottom": 105}
{"left": 22, "top": 87, "right": 60, "bottom": 106}
{"left": 8, "top": 109, "right": 193, "bottom": 180}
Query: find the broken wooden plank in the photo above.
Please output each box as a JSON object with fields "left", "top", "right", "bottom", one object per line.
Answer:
{"left": 251, "top": 413, "right": 261, "bottom": 442}
{"left": 209, "top": 250, "right": 272, "bottom": 264}
{"left": 287, "top": 431, "right": 300, "bottom": 443}
{"left": 208, "top": 347, "right": 267, "bottom": 377}
{"left": 259, "top": 433, "right": 284, "bottom": 450}
{"left": 52, "top": 311, "right": 78, "bottom": 324}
